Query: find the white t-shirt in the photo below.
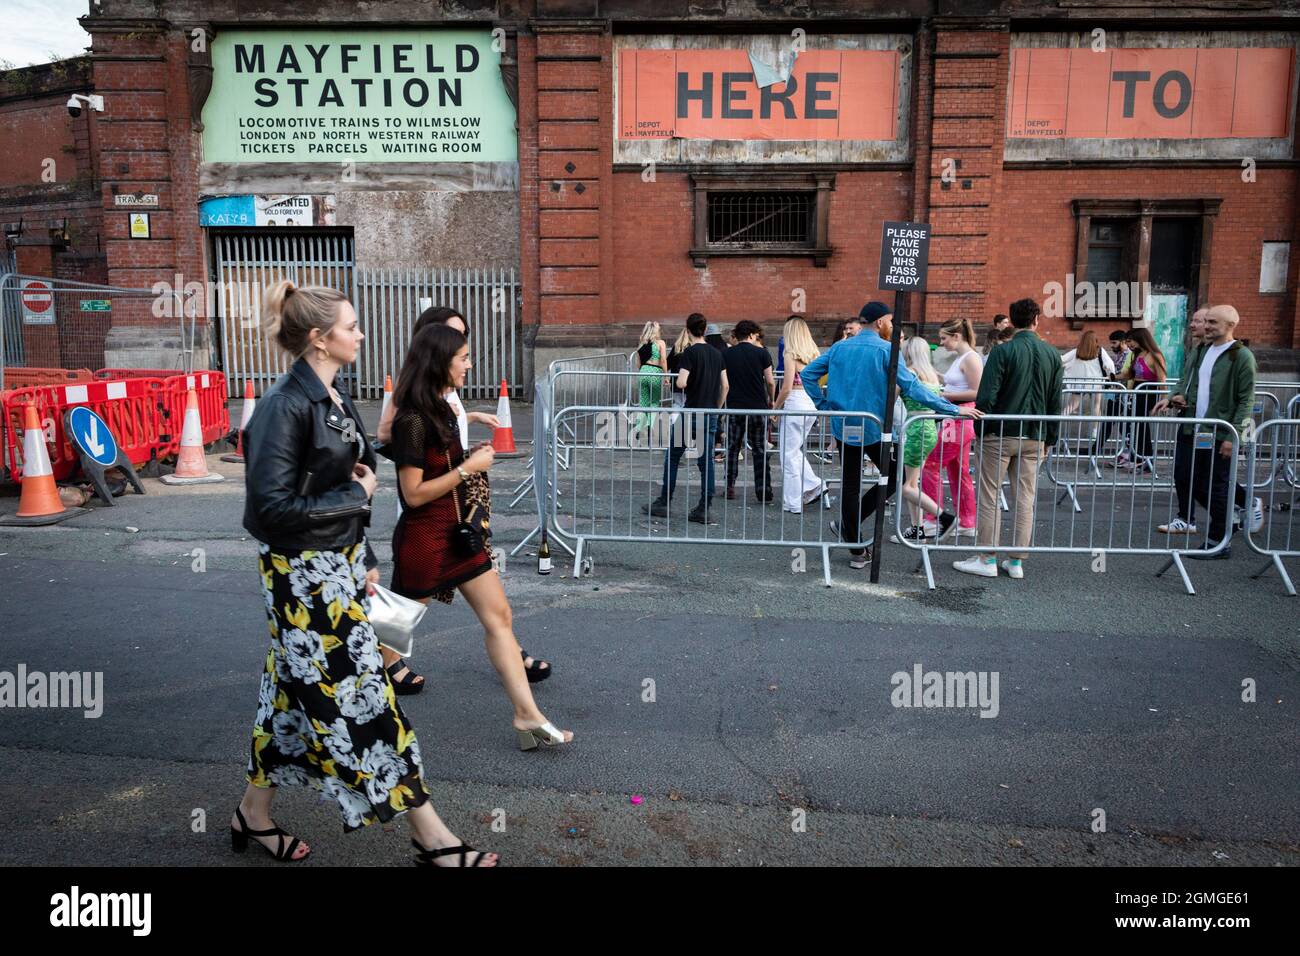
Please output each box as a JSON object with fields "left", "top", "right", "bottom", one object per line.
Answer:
{"left": 1196, "top": 341, "right": 1233, "bottom": 420}
{"left": 446, "top": 388, "right": 470, "bottom": 452}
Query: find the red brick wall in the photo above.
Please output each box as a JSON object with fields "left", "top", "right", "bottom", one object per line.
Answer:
{"left": 0, "top": 95, "right": 80, "bottom": 188}
{"left": 993, "top": 167, "right": 1298, "bottom": 347}
{"left": 609, "top": 170, "right": 911, "bottom": 331}
{"left": 91, "top": 28, "right": 206, "bottom": 332}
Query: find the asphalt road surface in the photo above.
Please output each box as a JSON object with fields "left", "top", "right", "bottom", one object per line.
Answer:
{"left": 1, "top": 400, "right": 1296, "bottom": 866}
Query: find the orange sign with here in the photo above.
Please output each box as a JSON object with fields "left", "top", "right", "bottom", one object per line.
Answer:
{"left": 617, "top": 48, "right": 900, "bottom": 141}
{"left": 1007, "top": 47, "right": 1295, "bottom": 139}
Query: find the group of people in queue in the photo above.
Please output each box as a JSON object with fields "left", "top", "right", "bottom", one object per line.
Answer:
{"left": 631, "top": 297, "right": 1262, "bottom": 578}
{"left": 233, "top": 282, "right": 573, "bottom": 868}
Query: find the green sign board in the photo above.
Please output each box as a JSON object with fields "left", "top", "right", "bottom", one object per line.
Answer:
{"left": 79, "top": 300, "right": 111, "bottom": 312}
{"left": 202, "top": 29, "right": 518, "bottom": 164}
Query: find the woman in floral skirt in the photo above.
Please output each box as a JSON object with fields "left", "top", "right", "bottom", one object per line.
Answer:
{"left": 235, "top": 279, "right": 497, "bottom": 867}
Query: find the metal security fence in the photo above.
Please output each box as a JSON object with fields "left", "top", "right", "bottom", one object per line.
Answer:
{"left": 548, "top": 403, "right": 876, "bottom": 586}
{"left": 0, "top": 273, "right": 181, "bottom": 392}
{"left": 893, "top": 412, "right": 1241, "bottom": 595}
{"left": 1246, "top": 418, "right": 1300, "bottom": 595}
{"left": 352, "top": 266, "right": 520, "bottom": 401}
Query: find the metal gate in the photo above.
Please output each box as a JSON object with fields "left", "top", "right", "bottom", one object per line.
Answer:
{"left": 352, "top": 266, "right": 521, "bottom": 400}
{"left": 211, "top": 231, "right": 520, "bottom": 401}
{"left": 0, "top": 251, "right": 20, "bottom": 367}
{"left": 211, "top": 230, "right": 356, "bottom": 397}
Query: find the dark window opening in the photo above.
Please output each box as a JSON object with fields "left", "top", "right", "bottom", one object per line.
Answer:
{"left": 707, "top": 191, "right": 815, "bottom": 247}
{"left": 1086, "top": 218, "right": 1134, "bottom": 286}
{"left": 1149, "top": 217, "right": 1199, "bottom": 292}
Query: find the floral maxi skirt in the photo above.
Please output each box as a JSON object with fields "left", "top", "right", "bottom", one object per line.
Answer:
{"left": 247, "top": 541, "right": 429, "bottom": 831}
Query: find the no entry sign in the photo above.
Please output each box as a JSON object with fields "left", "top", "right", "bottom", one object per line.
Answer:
{"left": 878, "top": 221, "right": 931, "bottom": 292}
{"left": 20, "top": 279, "right": 54, "bottom": 325}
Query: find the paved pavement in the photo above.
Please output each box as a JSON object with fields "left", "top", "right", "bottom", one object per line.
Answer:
{"left": 1, "top": 399, "right": 1297, "bottom": 866}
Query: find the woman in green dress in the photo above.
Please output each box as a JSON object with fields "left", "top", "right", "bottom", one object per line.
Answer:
{"left": 892, "top": 336, "right": 958, "bottom": 543}
{"left": 635, "top": 321, "right": 668, "bottom": 432}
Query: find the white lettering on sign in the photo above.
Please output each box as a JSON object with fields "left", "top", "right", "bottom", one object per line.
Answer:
{"left": 879, "top": 221, "right": 931, "bottom": 291}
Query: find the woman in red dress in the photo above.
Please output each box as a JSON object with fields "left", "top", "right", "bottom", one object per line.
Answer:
{"left": 390, "top": 324, "right": 573, "bottom": 751}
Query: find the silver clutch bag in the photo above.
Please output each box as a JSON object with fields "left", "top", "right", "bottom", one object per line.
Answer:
{"left": 366, "top": 584, "right": 427, "bottom": 658}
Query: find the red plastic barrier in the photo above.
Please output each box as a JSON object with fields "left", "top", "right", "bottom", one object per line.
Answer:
{"left": 2, "top": 367, "right": 94, "bottom": 389}
{"left": 158, "top": 371, "right": 230, "bottom": 457}
{"left": 94, "top": 368, "right": 180, "bottom": 381}
{"left": 3, "top": 378, "right": 167, "bottom": 481}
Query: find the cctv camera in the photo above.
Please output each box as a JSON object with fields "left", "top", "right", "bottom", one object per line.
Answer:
{"left": 66, "top": 94, "right": 104, "bottom": 118}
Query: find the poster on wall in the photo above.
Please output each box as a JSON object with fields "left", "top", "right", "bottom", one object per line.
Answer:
{"left": 202, "top": 29, "right": 518, "bottom": 163}
{"left": 199, "top": 195, "right": 338, "bottom": 227}
{"left": 1145, "top": 293, "right": 1188, "bottom": 380}
{"left": 617, "top": 48, "right": 899, "bottom": 141}
{"left": 1007, "top": 47, "right": 1295, "bottom": 140}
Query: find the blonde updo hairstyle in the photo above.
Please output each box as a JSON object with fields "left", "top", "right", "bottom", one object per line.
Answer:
{"left": 262, "top": 280, "right": 351, "bottom": 358}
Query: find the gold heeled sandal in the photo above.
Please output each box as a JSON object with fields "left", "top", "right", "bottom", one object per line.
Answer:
{"left": 515, "top": 721, "right": 570, "bottom": 751}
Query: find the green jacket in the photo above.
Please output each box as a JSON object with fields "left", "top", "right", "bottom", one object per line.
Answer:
{"left": 1172, "top": 340, "right": 1257, "bottom": 443}
{"left": 974, "top": 329, "right": 1064, "bottom": 447}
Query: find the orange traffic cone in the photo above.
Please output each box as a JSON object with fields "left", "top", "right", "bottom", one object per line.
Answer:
{"left": 491, "top": 379, "right": 520, "bottom": 456}
{"left": 380, "top": 373, "right": 394, "bottom": 424}
{"left": 220, "top": 379, "right": 256, "bottom": 463}
{"left": 0, "top": 404, "right": 86, "bottom": 526}
{"left": 160, "top": 388, "right": 225, "bottom": 485}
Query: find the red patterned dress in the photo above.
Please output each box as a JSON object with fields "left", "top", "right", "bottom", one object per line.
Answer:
{"left": 389, "top": 410, "right": 492, "bottom": 602}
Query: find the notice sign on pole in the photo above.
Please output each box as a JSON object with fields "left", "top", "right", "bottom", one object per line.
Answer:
{"left": 878, "top": 220, "right": 930, "bottom": 291}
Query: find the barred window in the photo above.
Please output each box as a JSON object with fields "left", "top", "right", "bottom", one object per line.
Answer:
{"left": 707, "top": 191, "right": 815, "bottom": 247}
{"left": 690, "top": 172, "right": 834, "bottom": 267}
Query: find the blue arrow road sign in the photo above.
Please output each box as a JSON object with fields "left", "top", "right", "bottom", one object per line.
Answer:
{"left": 69, "top": 406, "right": 118, "bottom": 467}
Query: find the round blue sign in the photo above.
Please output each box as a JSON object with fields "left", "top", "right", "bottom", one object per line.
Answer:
{"left": 68, "top": 406, "right": 118, "bottom": 467}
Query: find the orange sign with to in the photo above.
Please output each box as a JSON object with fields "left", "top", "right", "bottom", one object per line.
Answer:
{"left": 617, "top": 48, "right": 900, "bottom": 142}
{"left": 1008, "top": 47, "right": 1295, "bottom": 139}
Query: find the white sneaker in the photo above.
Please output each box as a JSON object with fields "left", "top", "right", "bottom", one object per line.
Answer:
{"left": 953, "top": 556, "right": 998, "bottom": 577}
{"left": 954, "top": 525, "right": 977, "bottom": 539}
{"left": 1000, "top": 559, "right": 1025, "bottom": 579}
{"left": 1158, "top": 518, "right": 1197, "bottom": 535}
{"left": 1250, "top": 497, "right": 1265, "bottom": 534}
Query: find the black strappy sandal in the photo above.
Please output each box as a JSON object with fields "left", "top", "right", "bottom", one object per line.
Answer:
{"left": 231, "top": 806, "right": 310, "bottom": 862}
{"left": 412, "top": 838, "right": 496, "bottom": 867}
{"left": 386, "top": 659, "right": 425, "bottom": 696}
{"left": 520, "top": 649, "right": 552, "bottom": 684}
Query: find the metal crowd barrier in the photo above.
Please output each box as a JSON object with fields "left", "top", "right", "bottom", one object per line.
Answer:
{"left": 547, "top": 403, "right": 882, "bottom": 586}
{"left": 893, "top": 412, "right": 1240, "bottom": 595}
{"left": 1245, "top": 417, "right": 1299, "bottom": 595}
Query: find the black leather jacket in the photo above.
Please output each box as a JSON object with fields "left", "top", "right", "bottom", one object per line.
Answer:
{"left": 242, "top": 358, "right": 378, "bottom": 570}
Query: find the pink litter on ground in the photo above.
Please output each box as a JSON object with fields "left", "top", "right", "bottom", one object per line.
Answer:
{"left": 630, "top": 795, "right": 643, "bottom": 805}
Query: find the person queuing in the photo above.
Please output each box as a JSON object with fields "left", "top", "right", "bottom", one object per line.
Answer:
{"left": 802, "top": 301, "right": 966, "bottom": 569}
{"left": 723, "top": 319, "right": 776, "bottom": 502}
{"left": 1113, "top": 327, "right": 1167, "bottom": 473}
{"left": 953, "top": 297, "right": 1062, "bottom": 580}
{"left": 1059, "top": 331, "right": 1116, "bottom": 454}
{"left": 376, "top": 307, "right": 551, "bottom": 688}
{"left": 634, "top": 321, "right": 669, "bottom": 433}
{"left": 236, "top": 280, "right": 498, "bottom": 867}
{"left": 920, "top": 317, "right": 983, "bottom": 540}
{"left": 892, "top": 336, "right": 959, "bottom": 542}
{"left": 816, "top": 318, "right": 861, "bottom": 460}
{"left": 773, "top": 316, "right": 827, "bottom": 513}
{"left": 389, "top": 324, "right": 574, "bottom": 751}
{"left": 644, "top": 313, "right": 729, "bottom": 524}
{"left": 1153, "top": 304, "right": 1262, "bottom": 553}
{"left": 981, "top": 314, "right": 1011, "bottom": 357}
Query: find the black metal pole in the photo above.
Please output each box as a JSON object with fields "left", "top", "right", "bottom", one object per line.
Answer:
{"left": 869, "top": 289, "right": 906, "bottom": 584}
